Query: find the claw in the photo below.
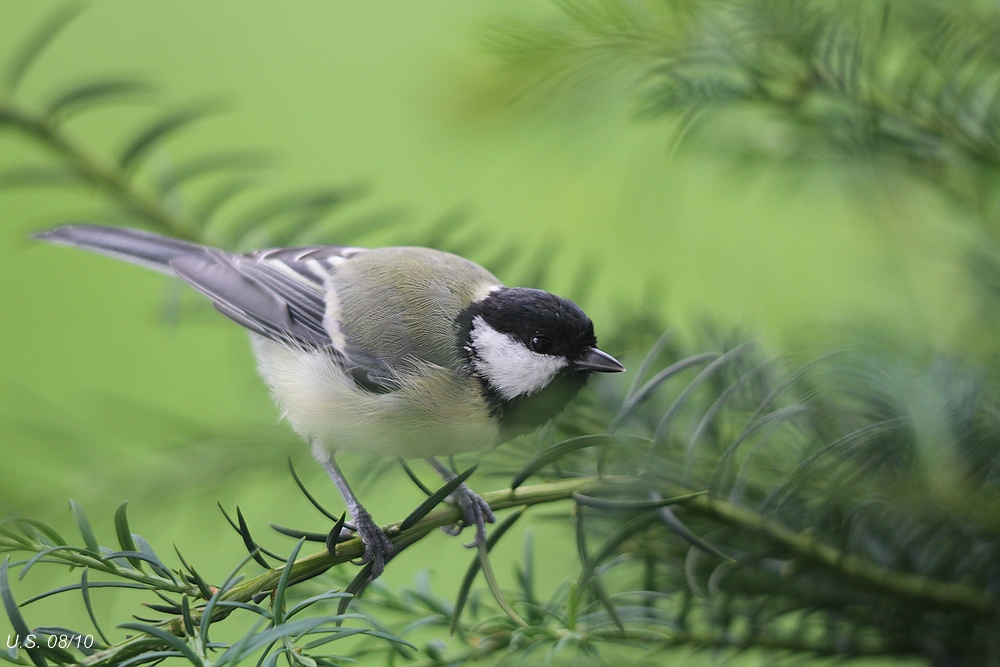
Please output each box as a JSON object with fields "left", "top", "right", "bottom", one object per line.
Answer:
{"left": 352, "top": 508, "right": 394, "bottom": 579}
{"left": 423, "top": 458, "right": 496, "bottom": 548}
{"left": 316, "top": 452, "right": 394, "bottom": 580}
{"left": 327, "top": 509, "right": 394, "bottom": 580}
{"left": 447, "top": 485, "right": 496, "bottom": 548}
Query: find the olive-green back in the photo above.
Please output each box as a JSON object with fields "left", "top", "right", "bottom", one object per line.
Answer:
{"left": 331, "top": 247, "right": 500, "bottom": 371}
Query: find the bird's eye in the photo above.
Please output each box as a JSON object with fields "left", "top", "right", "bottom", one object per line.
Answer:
{"left": 530, "top": 335, "right": 552, "bottom": 354}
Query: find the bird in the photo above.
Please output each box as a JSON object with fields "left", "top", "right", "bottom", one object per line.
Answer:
{"left": 33, "top": 224, "right": 625, "bottom": 578}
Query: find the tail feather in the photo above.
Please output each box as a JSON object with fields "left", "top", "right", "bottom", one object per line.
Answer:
{"left": 32, "top": 224, "right": 208, "bottom": 275}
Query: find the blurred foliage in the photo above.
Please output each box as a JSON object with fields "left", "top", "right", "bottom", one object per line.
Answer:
{"left": 481, "top": 0, "right": 1000, "bottom": 219}
{"left": 0, "top": 6, "right": 394, "bottom": 250}
{"left": 3, "top": 3, "right": 1000, "bottom": 667}
{"left": 501, "top": 331, "right": 1000, "bottom": 665}
{"left": 478, "top": 0, "right": 1000, "bottom": 353}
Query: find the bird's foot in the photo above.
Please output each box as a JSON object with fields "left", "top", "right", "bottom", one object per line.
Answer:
{"left": 441, "top": 484, "right": 496, "bottom": 548}
{"left": 327, "top": 509, "right": 394, "bottom": 579}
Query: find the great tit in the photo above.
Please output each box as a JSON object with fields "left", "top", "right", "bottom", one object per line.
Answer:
{"left": 34, "top": 224, "right": 624, "bottom": 577}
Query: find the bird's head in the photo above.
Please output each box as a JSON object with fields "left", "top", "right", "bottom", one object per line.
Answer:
{"left": 459, "top": 287, "right": 624, "bottom": 434}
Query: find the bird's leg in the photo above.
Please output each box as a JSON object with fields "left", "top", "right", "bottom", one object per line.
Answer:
{"left": 313, "top": 445, "right": 394, "bottom": 578}
{"left": 425, "top": 457, "right": 495, "bottom": 547}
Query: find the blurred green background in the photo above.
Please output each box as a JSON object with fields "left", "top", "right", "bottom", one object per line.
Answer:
{"left": 0, "top": 2, "right": 972, "bottom": 665}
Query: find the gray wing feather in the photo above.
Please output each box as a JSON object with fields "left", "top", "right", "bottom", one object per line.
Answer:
{"left": 36, "top": 223, "right": 397, "bottom": 391}
{"left": 172, "top": 251, "right": 396, "bottom": 388}
{"left": 32, "top": 224, "right": 207, "bottom": 274}
{"left": 232, "top": 260, "right": 328, "bottom": 339}
{"left": 169, "top": 252, "right": 327, "bottom": 347}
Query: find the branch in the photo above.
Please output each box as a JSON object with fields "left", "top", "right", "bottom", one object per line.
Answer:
{"left": 404, "top": 626, "right": 915, "bottom": 667}
{"left": 69, "top": 474, "right": 995, "bottom": 666}
{"left": 0, "top": 99, "right": 200, "bottom": 239}
{"left": 682, "top": 493, "right": 997, "bottom": 616}
{"left": 75, "top": 477, "right": 613, "bottom": 667}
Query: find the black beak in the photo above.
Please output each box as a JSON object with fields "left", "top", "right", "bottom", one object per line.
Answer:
{"left": 572, "top": 347, "right": 625, "bottom": 373}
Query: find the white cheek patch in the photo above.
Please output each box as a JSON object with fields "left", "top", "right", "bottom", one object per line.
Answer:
{"left": 469, "top": 316, "right": 568, "bottom": 401}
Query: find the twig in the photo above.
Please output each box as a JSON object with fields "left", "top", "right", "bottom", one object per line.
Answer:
{"left": 0, "top": 99, "right": 199, "bottom": 239}
{"left": 682, "top": 494, "right": 997, "bottom": 616}
{"left": 74, "top": 477, "right": 615, "bottom": 667}
{"left": 67, "top": 475, "right": 996, "bottom": 666}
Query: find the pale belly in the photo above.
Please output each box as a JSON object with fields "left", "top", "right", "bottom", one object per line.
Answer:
{"left": 250, "top": 336, "right": 499, "bottom": 458}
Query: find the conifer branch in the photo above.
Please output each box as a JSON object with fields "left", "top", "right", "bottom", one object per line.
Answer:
{"left": 685, "top": 493, "right": 996, "bottom": 616}
{"left": 0, "top": 99, "right": 200, "bottom": 239}
{"left": 41, "top": 475, "right": 991, "bottom": 667}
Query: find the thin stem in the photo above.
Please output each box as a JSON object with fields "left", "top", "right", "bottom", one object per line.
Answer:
{"left": 74, "top": 477, "right": 612, "bottom": 667}
{"left": 0, "top": 99, "right": 200, "bottom": 240}
{"left": 683, "top": 493, "right": 996, "bottom": 615}
{"left": 5, "top": 545, "right": 198, "bottom": 598}
{"left": 402, "top": 626, "right": 915, "bottom": 667}
{"left": 66, "top": 476, "right": 995, "bottom": 666}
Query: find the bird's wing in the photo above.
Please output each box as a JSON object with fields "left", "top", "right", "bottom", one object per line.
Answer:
{"left": 169, "top": 245, "right": 397, "bottom": 391}
{"left": 35, "top": 224, "right": 397, "bottom": 391}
